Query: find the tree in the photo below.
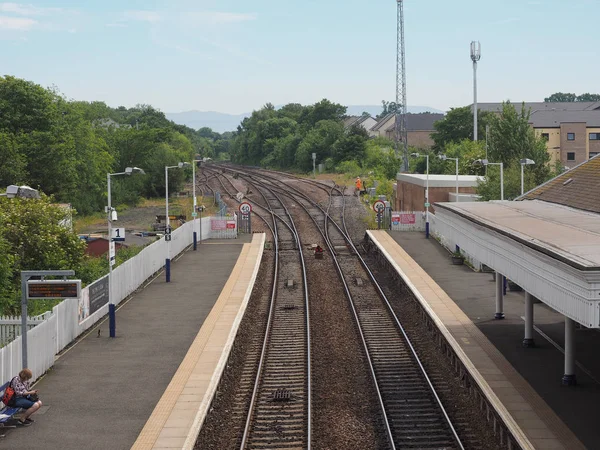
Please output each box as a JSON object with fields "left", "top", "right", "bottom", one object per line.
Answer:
{"left": 477, "top": 102, "right": 552, "bottom": 199}
{"left": 332, "top": 125, "right": 368, "bottom": 165}
{"left": 576, "top": 93, "right": 600, "bottom": 102}
{"left": 488, "top": 102, "right": 550, "bottom": 184}
{"left": 0, "top": 196, "right": 86, "bottom": 314}
{"left": 376, "top": 100, "right": 399, "bottom": 120}
{"left": 544, "top": 92, "right": 577, "bottom": 102}
{"left": 431, "top": 106, "right": 492, "bottom": 152}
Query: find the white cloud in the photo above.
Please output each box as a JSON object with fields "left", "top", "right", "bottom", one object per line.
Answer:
{"left": 0, "top": 2, "right": 64, "bottom": 16}
{"left": 0, "top": 14, "right": 35, "bottom": 30}
{"left": 124, "top": 10, "right": 161, "bottom": 23}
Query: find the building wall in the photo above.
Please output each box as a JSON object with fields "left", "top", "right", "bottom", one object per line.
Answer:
{"left": 383, "top": 129, "right": 436, "bottom": 148}
{"left": 535, "top": 128, "right": 561, "bottom": 166}
{"left": 395, "top": 181, "right": 477, "bottom": 212}
{"left": 588, "top": 127, "right": 600, "bottom": 158}
{"left": 370, "top": 115, "right": 396, "bottom": 138}
{"left": 560, "top": 123, "right": 587, "bottom": 166}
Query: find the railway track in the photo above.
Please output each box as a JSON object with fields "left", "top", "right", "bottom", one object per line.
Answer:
{"left": 222, "top": 172, "right": 312, "bottom": 450}
{"left": 217, "top": 166, "right": 465, "bottom": 449}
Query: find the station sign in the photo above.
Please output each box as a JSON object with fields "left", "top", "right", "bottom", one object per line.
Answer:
{"left": 27, "top": 280, "right": 81, "bottom": 300}
{"left": 372, "top": 200, "right": 386, "bottom": 213}
{"left": 239, "top": 202, "right": 252, "bottom": 215}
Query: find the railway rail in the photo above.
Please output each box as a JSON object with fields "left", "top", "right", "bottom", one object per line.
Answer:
{"left": 208, "top": 166, "right": 465, "bottom": 449}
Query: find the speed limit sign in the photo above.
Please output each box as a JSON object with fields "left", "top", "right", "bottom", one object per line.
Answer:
{"left": 372, "top": 200, "right": 386, "bottom": 213}
{"left": 239, "top": 202, "right": 252, "bottom": 215}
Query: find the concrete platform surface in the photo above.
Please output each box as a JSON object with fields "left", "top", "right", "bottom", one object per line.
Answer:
{"left": 384, "top": 231, "right": 600, "bottom": 449}
{"left": 370, "top": 230, "right": 587, "bottom": 450}
{"left": 133, "top": 233, "right": 265, "bottom": 450}
{"left": 0, "top": 236, "right": 253, "bottom": 450}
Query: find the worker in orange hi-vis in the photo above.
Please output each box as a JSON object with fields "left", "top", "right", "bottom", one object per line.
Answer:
{"left": 355, "top": 177, "right": 363, "bottom": 194}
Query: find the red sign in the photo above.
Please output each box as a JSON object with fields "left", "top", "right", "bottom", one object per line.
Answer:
{"left": 226, "top": 221, "right": 236, "bottom": 229}
{"left": 400, "top": 213, "right": 416, "bottom": 224}
{"left": 211, "top": 219, "right": 226, "bottom": 230}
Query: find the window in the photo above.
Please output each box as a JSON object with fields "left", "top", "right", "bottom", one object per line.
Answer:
{"left": 590, "top": 152, "right": 600, "bottom": 158}
{"left": 541, "top": 133, "right": 549, "bottom": 141}
{"left": 567, "top": 152, "right": 575, "bottom": 161}
{"left": 567, "top": 133, "right": 575, "bottom": 141}
{"left": 590, "top": 133, "right": 600, "bottom": 141}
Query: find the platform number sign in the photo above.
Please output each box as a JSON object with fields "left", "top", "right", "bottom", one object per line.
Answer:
{"left": 239, "top": 202, "right": 252, "bottom": 216}
{"left": 111, "top": 227, "right": 125, "bottom": 242}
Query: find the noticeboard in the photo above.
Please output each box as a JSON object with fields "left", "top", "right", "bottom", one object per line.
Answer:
{"left": 27, "top": 280, "right": 81, "bottom": 300}
{"left": 79, "top": 277, "right": 108, "bottom": 324}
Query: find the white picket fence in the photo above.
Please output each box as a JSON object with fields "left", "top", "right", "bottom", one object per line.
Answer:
{"left": 0, "top": 216, "right": 219, "bottom": 386}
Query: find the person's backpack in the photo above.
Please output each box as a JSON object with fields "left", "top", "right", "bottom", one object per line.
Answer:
{"left": 2, "top": 381, "right": 16, "bottom": 407}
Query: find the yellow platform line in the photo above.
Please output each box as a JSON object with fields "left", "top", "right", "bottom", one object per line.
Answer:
{"left": 369, "top": 230, "right": 580, "bottom": 450}
{"left": 132, "top": 233, "right": 265, "bottom": 450}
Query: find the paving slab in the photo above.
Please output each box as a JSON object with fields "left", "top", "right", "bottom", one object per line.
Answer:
{"left": 0, "top": 236, "right": 252, "bottom": 450}
{"left": 386, "top": 231, "right": 600, "bottom": 449}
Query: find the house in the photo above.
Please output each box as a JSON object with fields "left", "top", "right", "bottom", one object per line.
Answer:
{"left": 395, "top": 173, "right": 480, "bottom": 212}
{"left": 80, "top": 232, "right": 153, "bottom": 257}
{"left": 369, "top": 113, "right": 445, "bottom": 149}
{"left": 343, "top": 115, "right": 377, "bottom": 132}
{"left": 471, "top": 102, "right": 600, "bottom": 166}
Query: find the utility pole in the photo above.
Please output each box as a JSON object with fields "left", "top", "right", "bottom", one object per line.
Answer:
{"left": 395, "top": 0, "right": 409, "bottom": 172}
{"left": 471, "top": 41, "right": 481, "bottom": 141}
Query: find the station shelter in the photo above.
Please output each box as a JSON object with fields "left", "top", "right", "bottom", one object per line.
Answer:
{"left": 433, "top": 155, "right": 600, "bottom": 385}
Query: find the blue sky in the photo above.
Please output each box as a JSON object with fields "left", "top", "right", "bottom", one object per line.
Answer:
{"left": 1, "top": 0, "right": 598, "bottom": 114}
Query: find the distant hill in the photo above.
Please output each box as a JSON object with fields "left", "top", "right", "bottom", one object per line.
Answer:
{"left": 166, "top": 105, "right": 444, "bottom": 133}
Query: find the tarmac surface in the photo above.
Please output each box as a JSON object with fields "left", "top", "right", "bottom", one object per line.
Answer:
{"left": 387, "top": 231, "right": 600, "bottom": 449}
{"left": 0, "top": 236, "right": 251, "bottom": 450}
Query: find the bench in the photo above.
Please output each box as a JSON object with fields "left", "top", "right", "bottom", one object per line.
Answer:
{"left": 0, "top": 381, "right": 21, "bottom": 435}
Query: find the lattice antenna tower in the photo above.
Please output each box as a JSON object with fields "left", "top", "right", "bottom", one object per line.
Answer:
{"left": 395, "top": 0, "right": 409, "bottom": 171}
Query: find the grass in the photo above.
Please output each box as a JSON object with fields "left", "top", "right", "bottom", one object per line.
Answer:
{"left": 74, "top": 212, "right": 105, "bottom": 234}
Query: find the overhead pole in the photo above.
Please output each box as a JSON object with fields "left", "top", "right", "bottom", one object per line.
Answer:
{"left": 395, "top": 0, "right": 409, "bottom": 172}
{"left": 471, "top": 41, "right": 481, "bottom": 141}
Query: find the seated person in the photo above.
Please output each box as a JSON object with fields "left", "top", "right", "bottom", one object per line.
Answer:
{"left": 10, "top": 368, "right": 42, "bottom": 426}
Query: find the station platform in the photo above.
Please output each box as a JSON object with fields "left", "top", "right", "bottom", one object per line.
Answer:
{"left": 368, "top": 230, "right": 588, "bottom": 450}
{"left": 0, "top": 233, "right": 264, "bottom": 450}
{"left": 132, "top": 233, "right": 264, "bottom": 449}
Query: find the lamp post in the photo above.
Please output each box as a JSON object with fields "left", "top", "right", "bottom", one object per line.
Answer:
{"left": 439, "top": 154, "right": 459, "bottom": 199}
{"left": 191, "top": 159, "right": 203, "bottom": 250}
{"left": 410, "top": 152, "right": 430, "bottom": 238}
{"left": 470, "top": 41, "right": 481, "bottom": 141}
{"left": 107, "top": 167, "right": 145, "bottom": 338}
{"left": 165, "top": 162, "right": 190, "bottom": 282}
{"left": 473, "top": 159, "right": 503, "bottom": 200}
{"left": 519, "top": 158, "right": 535, "bottom": 196}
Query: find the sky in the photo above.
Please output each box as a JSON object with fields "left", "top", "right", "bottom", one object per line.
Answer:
{"left": 1, "top": 0, "right": 598, "bottom": 114}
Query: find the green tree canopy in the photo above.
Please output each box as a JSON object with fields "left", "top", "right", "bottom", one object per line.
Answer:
{"left": 544, "top": 92, "right": 600, "bottom": 102}
{"left": 431, "top": 106, "right": 492, "bottom": 152}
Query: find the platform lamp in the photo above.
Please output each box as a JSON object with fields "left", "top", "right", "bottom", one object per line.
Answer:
{"left": 438, "top": 154, "right": 459, "bottom": 199}
{"left": 470, "top": 41, "right": 481, "bottom": 141}
{"left": 165, "top": 162, "right": 191, "bottom": 282}
{"left": 473, "top": 159, "right": 503, "bottom": 201}
{"left": 191, "top": 159, "right": 203, "bottom": 250}
{"left": 107, "top": 167, "right": 145, "bottom": 338}
{"left": 519, "top": 158, "right": 535, "bottom": 196}
{"left": 410, "top": 152, "right": 430, "bottom": 238}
